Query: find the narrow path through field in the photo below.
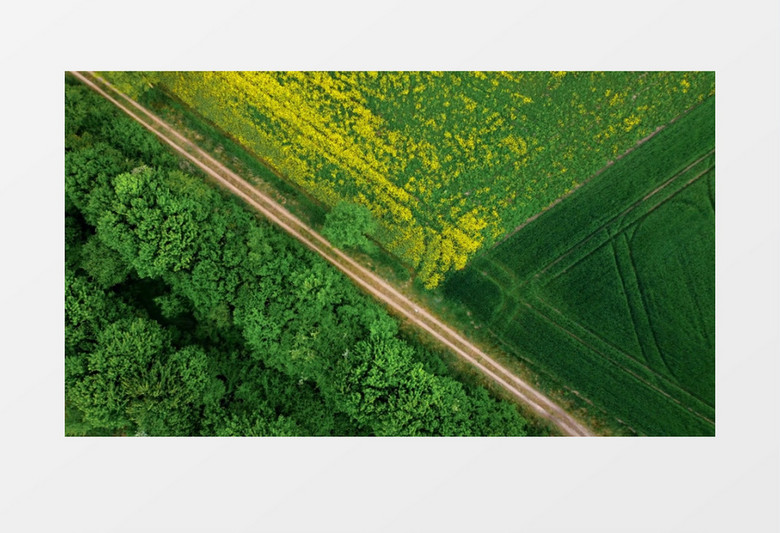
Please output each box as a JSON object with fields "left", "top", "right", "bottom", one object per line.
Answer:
{"left": 70, "top": 71, "right": 594, "bottom": 437}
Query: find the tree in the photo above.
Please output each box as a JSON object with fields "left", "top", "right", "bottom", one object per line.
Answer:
{"left": 66, "top": 315, "right": 218, "bottom": 435}
{"left": 95, "top": 167, "right": 202, "bottom": 279}
{"left": 80, "top": 235, "right": 132, "bottom": 288}
{"left": 65, "top": 214, "right": 86, "bottom": 270}
{"left": 334, "top": 336, "right": 472, "bottom": 436}
{"left": 65, "top": 143, "right": 126, "bottom": 222}
{"left": 66, "top": 317, "right": 167, "bottom": 431}
{"left": 65, "top": 269, "right": 125, "bottom": 355}
{"left": 321, "top": 201, "right": 378, "bottom": 252}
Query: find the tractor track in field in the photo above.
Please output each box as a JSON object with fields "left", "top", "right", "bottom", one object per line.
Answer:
{"left": 69, "top": 71, "right": 594, "bottom": 437}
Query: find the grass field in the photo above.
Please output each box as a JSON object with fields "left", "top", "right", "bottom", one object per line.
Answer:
{"left": 443, "top": 97, "right": 715, "bottom": 435}
{"left": 99, "top": 71, "right": 714, "bottom": 287}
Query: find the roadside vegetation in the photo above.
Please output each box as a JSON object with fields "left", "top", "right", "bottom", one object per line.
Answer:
{"left": 64, "top": 75, "right": 533, "bottom": 437}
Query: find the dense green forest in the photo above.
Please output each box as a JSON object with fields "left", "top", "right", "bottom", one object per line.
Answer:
{"left": 64, "top": 75, "right": 531, "bottom": 436}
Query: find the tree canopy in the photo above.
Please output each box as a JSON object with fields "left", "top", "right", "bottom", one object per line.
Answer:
{"left": 321, "top": 201, "right": 378, "bottom": 253}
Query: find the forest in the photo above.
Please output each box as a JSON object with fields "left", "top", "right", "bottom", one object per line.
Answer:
{"left": 64, "top": 74, "right": 533, "bottom": 437}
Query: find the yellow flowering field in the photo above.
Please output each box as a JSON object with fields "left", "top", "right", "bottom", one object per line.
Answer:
{"left": 101, "top": 71, "right": 714, "bottom": 288}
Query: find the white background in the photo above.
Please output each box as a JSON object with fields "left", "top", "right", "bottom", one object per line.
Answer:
{"left": 0, "top": 1, "right": 778, "bottom": 531}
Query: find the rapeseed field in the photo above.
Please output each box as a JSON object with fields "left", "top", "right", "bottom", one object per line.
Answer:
{"left": 102, "top": 71, "right": 714, "bottom": 288}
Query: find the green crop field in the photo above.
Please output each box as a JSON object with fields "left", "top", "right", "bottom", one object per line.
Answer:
{"left": 443, "top": 97, "right": 715, "bottom": 435}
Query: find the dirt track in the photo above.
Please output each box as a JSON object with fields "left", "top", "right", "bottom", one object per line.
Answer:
{"left": 70, "top": 71, "right": 594, "bottom": 437}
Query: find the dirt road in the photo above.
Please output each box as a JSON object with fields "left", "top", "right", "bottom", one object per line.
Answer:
{"left": 70, "top": 71, "right": 594, "bottom": 437}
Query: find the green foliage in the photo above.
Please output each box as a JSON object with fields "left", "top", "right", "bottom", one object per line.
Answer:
{"left": 96, "top": 166, "right": 203, "bottom": 278}
{"left": 64, "top": 213, "right": 86, "bottom": 270}
{"left": 66, "top": 316, "right": 166, "bottom": 431}
{"left": 66, "top": 313, "right": 215, "bottom": 435}
{"left": 65, "top": 143, "right": 126, "bottom": 224}
{"left": 322, "top": 201, "right": 378, "bottom": 252}
{"left": 153, "top": 292, "right": 191, "bottom": 320}
{"left": 65, "top": 268, "right": 124, "bottom": 355}
{"left": 80, "top": 235, "right": 132, "bottom": 288}
{"left": 335, "top": 337, "right": 472, "bottom": 436}
{"left": 210, "top": 413, "right": 302, "bottom": 437}
{"left": 99, "top": 114, "right": 177, "bottom": 169}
